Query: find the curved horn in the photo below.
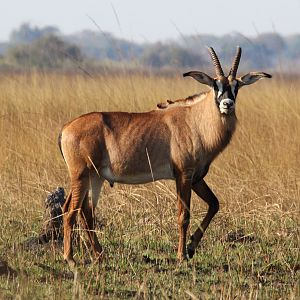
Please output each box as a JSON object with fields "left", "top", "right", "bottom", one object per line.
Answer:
{"left": 207, "top": 47, "right": 224, "bottom": 77}
{"left": 229, "top": 46, "right": 242, "bottom": 78}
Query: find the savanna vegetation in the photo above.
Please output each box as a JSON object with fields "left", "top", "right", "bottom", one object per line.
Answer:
{"left": 0, "top": 72, "right": 299, "bottom": 299}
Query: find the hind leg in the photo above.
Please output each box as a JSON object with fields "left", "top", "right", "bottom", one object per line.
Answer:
{"left": 63, "top": 175, "right": 89, "bottom": 268}
{"left": 80, "top": 195, "right": 103, "bottom": 261}
{"left": 80, "top": 173, "right": 104, "bottom": 261}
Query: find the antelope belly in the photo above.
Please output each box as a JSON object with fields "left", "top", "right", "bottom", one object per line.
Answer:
{"left": 100, "top": 164, "right": 174, "bottom": 184}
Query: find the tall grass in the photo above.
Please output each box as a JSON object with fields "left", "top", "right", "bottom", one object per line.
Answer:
{"left": 0, "top": 72, "right": 299, "bottom": 299}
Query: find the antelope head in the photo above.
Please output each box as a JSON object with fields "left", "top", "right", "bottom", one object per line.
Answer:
{"left": 183, "top": 46, "right": 272, "bottom": 115}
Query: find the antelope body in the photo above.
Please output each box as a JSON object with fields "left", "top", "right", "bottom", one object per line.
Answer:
{"left": 59, "top": 47, "right": 271, "bottom": 268}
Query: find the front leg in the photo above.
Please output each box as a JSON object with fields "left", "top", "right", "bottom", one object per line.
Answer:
{"left": 187, "top": 179, "right": 219, "bottom": 258}
{"left": 176, "top": 171, "right": 193, "bottom": 261}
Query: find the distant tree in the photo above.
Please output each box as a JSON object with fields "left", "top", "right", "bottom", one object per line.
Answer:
{"left": 10, "top": 23, "right": 60, "bottom": 45}
{"left": 140, "top": 43, "right": 204, "bottom": 68}
{"left": 256, "top": 33, "right": 286, "bottom": 54}
{"left": 65, "top": 30, "right": 144, "bottom": 61}
{"left": 179, "top": 33, "right": 288, "bottom": 70}
{"left": 285, "top": 35, "right": 300, "bottom": 60}
{"left": 0, "top": 42, "right": 8, "bottom": 56}
{"left": 6, "top": 35, "right": 83, "bottom": 69}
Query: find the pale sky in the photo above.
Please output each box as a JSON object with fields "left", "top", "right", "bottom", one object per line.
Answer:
{"left": 1, "top": 0, "right": 300, "bottom": 43}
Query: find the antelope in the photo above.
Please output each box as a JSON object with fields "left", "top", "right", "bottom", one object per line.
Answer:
{"left": 58, "top": 46, "right": 271, "bottom": 268}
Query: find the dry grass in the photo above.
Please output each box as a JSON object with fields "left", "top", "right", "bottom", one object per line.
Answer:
{"left": 0, "top": 72, "right": 299, "bottom": 299}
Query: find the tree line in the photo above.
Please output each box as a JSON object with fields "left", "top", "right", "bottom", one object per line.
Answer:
{"left": 0, "top": 23, "right": 299, "bottom": 72}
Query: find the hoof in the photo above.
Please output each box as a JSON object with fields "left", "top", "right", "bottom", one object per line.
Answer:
{"left": 176, "top": 255, "right": 189, "bottom": 267}
{"left": 65, "top": 257, "right": 77, "bottom": 270}
{"left": 177, "top": 253, "right": 188, "bottom": 263}
{"left": 94, "top": 254, "right": 104, "bottom": 266}
{"left": 187, "top": 244, "right": 195, "bottom": 259}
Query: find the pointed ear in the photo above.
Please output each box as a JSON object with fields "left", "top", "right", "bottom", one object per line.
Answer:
{"left": 183, "top": 71, "right": 214, "bottom": 87}
{"left": 237, "top": 72, "right": 272, "bottom": 87}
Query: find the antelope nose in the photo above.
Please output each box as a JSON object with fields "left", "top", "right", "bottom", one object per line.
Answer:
{"left": 223, "top": 99, "right": 234, "bottom": 107}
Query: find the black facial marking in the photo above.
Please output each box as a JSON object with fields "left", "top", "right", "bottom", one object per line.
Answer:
{"left": 213, "top": 80, "right": 239, "bottom": 105}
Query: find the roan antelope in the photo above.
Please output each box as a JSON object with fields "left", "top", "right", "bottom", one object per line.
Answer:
{"left": 58, "top": 47, "right": 271, "bottom": 268}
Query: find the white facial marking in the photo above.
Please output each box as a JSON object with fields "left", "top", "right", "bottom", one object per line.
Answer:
{"left": 231, "top": 80, "right": 237, "bottom": 97}
{"left": 216, "top": 80, "right": 223, "bottom": 98}
{"left": 219, "top": 98, "right": 235, "bottom": 114}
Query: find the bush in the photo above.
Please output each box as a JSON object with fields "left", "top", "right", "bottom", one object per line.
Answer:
{"left": 5, "top": 35, "right": 83, "bottom": 70}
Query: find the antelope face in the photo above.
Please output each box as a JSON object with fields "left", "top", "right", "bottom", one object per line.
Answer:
{"left": 183, "top": 46, "right": 272, "bottom": 116}
{"left": 214, "top": 78, "right": 238, "bottom": 115}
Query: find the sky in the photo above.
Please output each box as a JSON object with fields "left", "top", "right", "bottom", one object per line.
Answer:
{"left": 1, "top": 0, "right": 300, "bottom": 43}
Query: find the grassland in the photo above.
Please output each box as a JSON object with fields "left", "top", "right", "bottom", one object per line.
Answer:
{"left": 0, "top": 72, "right": 299, "bottom": 299}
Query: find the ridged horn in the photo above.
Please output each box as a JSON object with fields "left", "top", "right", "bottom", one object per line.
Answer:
{"left": 229, "top": 46, "right": 242, "bottom": 78}
{"left": 207, "top": 47, "right": 224, "bottom": 77}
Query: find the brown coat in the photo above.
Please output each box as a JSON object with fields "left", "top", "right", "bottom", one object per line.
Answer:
{"left": 60, "top": 89, "right": 236, "bottom": 185}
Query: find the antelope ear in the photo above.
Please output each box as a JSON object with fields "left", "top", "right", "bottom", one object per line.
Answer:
{"left": 183, "top": 71, "right": 214, "bottom": 87}
{"left": 237, "top": 72, "right": 272, "bottom": 87}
